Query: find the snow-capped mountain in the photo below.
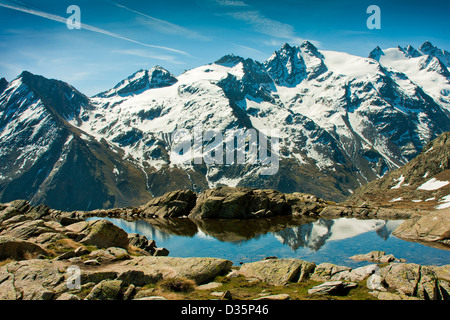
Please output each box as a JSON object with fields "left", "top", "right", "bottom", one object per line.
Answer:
{"left": 0, "top": 72, "right": 151, "bottom": 210}
{"left": 369, "top": 42, "right": 450, "bottom": 112}
{"left": 95, "top": 66, "right": 178, "bottom": 99}
{"left": 1, "top": 41, "right": 449, "bottom": 210}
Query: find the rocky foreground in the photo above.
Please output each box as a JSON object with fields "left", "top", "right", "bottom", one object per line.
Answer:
{"left": 0, "top": 193, "right": 449, "bottom": 300}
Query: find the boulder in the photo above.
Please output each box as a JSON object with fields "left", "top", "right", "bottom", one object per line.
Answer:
{"left": 189, "top": 187, "right": 291, "bottom": 219}
{"left": 25, "top": 204, "right": 51, "bottom": 220}
{"left": 0, "top": 236, "right": 48, "bottom": 260}
{"left": 141, "top": 190, "right": 197, "bottom": 218}
{"left": 311, "top": 263, "right": 382, "bottom": 283}
{"left": 56, "top": 293, "right": 80, "bottom": 300}
{"left": 153, "top": 247, "right": 169, "bottom": 256}
{"left": 238, "top": 259, "right": 315, "bottom": 285}
{"left": 79, "top": 219, "right": 129, "bottom": 249}
{"left": 196, "top": 282, "right": 222, "bottom": 291}
{"left": 308, "top": 281, "right": 357, "bottom": 295}
{"left": 0, "top": 207, "right": 24, "bottom": 223}
{"left": 64, "top": 221, "right": 90, "bottom": 233}
{"left": 5, "top": 200, "right": 31, "bottom": 213}
{"left": 310, "top": 263, "right": 351, "bottom": 281}
{"left": 254, "top": 293, "right": 290, "bottom": 300}
{"left": 128, "top": 233, "right": 157, "bottom": 253}
{"left": 88, "top": 247, "right": 130, "bottom": 262}
{"left": 0, "top": 259, "right": 65, "bottom": 300}
{"left": 85, "top": 279, "right": 123, "bottom": 300}
{"left": 369, "top": 291, "right": 421, "bottom": 300}
{"left": 350, "top": 251, "right": 402, "bottom": 263}
{"left": 392, "top": 211, "right": 450, "bottom": 245}
{"left": 102, "top": 256, "right": 233, "bottom": 285}
{"left": 428, "top": 265, "right": 450, "bottom": 282}
{"left": 380, "top": 263, "right": 445, "bottom": 300}
{"left": 285, "top": 193, "right": 325, "bottom": 216}
{"left": 1, "top": 220, "right": 56, "bottom": 240}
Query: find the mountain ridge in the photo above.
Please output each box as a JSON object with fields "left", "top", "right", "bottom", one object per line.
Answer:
{"left": 1, "top": 40, "right": 449, "bottom": 210}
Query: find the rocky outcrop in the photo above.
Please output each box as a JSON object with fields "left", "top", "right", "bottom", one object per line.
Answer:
{"left": 238, "top": 258, "right": 316, "bottom": 285}
{"left": 380, "top": 263, "right": 448, "bottom": 300}
{"left": 236, "top": 257, "right": 450, "bottom": 300}
{"left": 78, "top": 187, "right": 328, "bottom": 220}
{"left": 308, "top": 281, "right": 357, "bottom": 295}
{"left": 0, "top": 199, "right": 448, "bottom": 300}
{"left": 0, "top": 236, "right": 48, "bottom": 260}
{"left": 350, "top": 251, "right": 405, "bottom": 264}
{"left": 140, "top": 190, "right": 197, "bottom": 218}
{"left": 79, "top": 219, "right": 129, "bottom": 249}
{"left": 188, "top": 187, "right": 325, "bottom": 219}
{"left": 392, "top": 210, "right": 450, "bottom": 246}
{"left": 0, "top": 256, "right": 233, "bottom": 300}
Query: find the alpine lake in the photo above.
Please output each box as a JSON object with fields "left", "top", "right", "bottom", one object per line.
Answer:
{"left": 87, "top": 215, "right": 450, "bottom": 268}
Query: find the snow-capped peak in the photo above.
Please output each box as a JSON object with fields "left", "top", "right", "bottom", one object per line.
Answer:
{"left": 418, "top": 41, "right": 450, "bottom": 67}
{"left": 368, "top": 46, "right": 384, "bottom": 60}
{"left": 95, "top": 66, "right": 178, "bottom": 98}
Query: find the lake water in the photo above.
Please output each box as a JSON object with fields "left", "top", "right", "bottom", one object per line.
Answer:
{"left": 87, "top": 216, "right": 450, "bottom": 267}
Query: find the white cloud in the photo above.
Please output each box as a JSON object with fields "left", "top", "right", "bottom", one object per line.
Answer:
{"left": 112, "top": 49, "right": 185, "bottom": 64}
{"left": 215, "top": 0, "right": 249, "bottom": 7}
{"left": 223, "top": 10, "right": 305, "bottom": 45}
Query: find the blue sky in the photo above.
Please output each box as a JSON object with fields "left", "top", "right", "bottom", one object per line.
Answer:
{"left": 0, "top": 0, "right": 449, "bottom": 96}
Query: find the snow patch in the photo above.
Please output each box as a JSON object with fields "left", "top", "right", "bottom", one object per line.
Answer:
{"left": 436, "top": 195, "right": 450, "bottom": 209}
{"left": 417, "top": 178, "right": 450, "bottom": 191}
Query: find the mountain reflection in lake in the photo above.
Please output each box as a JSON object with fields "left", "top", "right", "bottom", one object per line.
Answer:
{"left": 87, "top": 216, "right": 450, "bottom": 267}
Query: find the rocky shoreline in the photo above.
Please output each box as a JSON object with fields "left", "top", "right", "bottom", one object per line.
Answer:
{"left": 0, "top": 189, "right": 449, "bottom": 300}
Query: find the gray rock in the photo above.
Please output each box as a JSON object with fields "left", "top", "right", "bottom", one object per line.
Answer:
{"left": 308, "top": 281, "right": 357, "bottom": 295}
{"left": 0, "top": 236, "right": 48, "bottom": 260}
{"left": 239, "top": 258, "right": 315, "bottom": 285}
{"left": 103, "top": 256, "right": 233, "bottom": 285}
{"left": 55, "top": 250, "right": 77, "bottom": 261}
{"left": 128, "top": 233, "right": 156, "bottom": 253}
{"left": 134, "top": 288, "right": 156, "bottom": 299}
{"left": 0, "top": 259, "right": 65, "bottom": 300}
{"left": 2, "top": 220, "right": 56, "bottom": 240}
{"left": 134, "top": 296, "right": 167, "bottom": 300}
{"left": 56, "top": 293, "right": 80, "bottom": 300}
{"left": 84, "top": 259, "right": 101, "bottom": 266}
{"left": 310, "top": 263, "right": 351, "bottom": 281}
{"left": 196, "top": 282, "right": 222, "bottom": 290}
{"left": 188, "top": 187, "right": 292, "bottom": 219}
{"left": 350, "top": 251, "right": 401, "bottom": 263}
{"left": 253, "top": 293, "right": 290, "bottom": 300}
{"left": 80, "top": 219, "right": 129, "bottom": 249}
{"left": 380, "top": 263, "right": 443, "bottom": 300}
{"left": 392, "top": 211, "right": 450, "bottom": 244}
{"left": 122, "top": 284, "right": 136, "bottom": 300}
{"left": 153, "top": 247, "right": 169, "bottom": 256}
{"left": 141, "top": 190, "right": 197, "bottom": 218}
{"left": 85, "top": 279, "right": 123, "bottom": 300}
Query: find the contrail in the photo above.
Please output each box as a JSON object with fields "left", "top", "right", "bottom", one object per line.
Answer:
{"left": 0, "top": 1, "right": 189, "bottom": 55}
{"left": 114, "top": 2, "right": 210, "bottom": 41}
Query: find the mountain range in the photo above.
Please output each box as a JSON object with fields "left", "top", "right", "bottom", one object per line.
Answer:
{"left": 1, "top": 41, "right": 449, "bottom": 211}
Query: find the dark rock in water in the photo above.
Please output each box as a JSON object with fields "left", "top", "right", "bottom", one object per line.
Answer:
{"left": 140, "top": 190, "right": 197, "bottom": 218}
{"left": 153, "top": 247, "right": 169, "bottom": 256}
{"left": 128, "top": 233, "right": 157, "bottom": 254}
{"left": 188, "top": 187, "right": 292, "bottom": 219}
